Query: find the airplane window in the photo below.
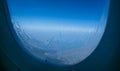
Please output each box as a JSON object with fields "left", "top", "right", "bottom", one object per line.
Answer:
{"left": 7, "top": 0, "right": 110, "bottom": 66}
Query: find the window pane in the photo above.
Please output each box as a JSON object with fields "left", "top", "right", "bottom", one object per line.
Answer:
{"left": 7, "top": 0, "right": 110, "bottom": 65}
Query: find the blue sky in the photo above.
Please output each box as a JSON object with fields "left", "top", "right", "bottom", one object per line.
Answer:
{"left": 7, "top": 0, "right": 109, "bottom": 21}
{"left": 6, "top": 0, "right": 110, "bottom": 32}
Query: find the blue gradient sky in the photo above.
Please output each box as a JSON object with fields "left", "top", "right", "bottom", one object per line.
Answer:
{"left": 7, "top": 0, "right": 109, "bottom": 22}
